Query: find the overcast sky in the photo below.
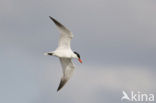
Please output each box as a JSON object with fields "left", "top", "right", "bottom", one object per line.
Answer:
{"left": 0, "top": 0, "right": 156, "bottom": 103}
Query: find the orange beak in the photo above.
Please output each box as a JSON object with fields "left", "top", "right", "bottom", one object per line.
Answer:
{"left": 78, "top": 58, "right": 82, "bottom": 63}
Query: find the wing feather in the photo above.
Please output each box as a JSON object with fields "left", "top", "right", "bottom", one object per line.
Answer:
{"left": 58, "top": 58, "right": 75, "bottom": 91}
{"left": 49, "top": 16, "right": 73, "bottom": 49}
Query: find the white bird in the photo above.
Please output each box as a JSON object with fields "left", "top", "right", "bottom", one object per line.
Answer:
{"left": 44, "top": 16, "right": 82, "bottom": 91}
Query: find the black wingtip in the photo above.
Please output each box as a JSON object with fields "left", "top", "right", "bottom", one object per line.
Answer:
{"left": 49, "top": 16, "right": 64, "bottom": 28}
{"left": 57, "top": 87, "right": 60, "bottom": 92}
{"left": 49, "top": 16, "right": 54, "bottom": 21}
{"left": 49, "top": 16, "right": 57, "bottom": 23}
{"left": 57, "top": 84, "right": 61, "bottom": 92}
{"left": 57, "top": 79, "right": 67, "bottom": 92}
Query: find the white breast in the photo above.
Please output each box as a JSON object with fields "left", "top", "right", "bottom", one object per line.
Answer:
{"left": 53, "top": 48, "right": 77, "bottom": 58}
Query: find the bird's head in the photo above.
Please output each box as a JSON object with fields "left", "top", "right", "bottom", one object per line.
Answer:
{"left": 74, "top": 51, "right": 82, "bottom": 63}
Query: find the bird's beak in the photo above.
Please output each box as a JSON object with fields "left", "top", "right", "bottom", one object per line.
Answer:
{"left": 78, "top": 58, "right": 82, "bottom": 63}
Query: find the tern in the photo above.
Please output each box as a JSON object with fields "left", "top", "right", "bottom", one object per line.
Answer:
{"left": 44, "top": 16, "right": 82, "bottom": 91}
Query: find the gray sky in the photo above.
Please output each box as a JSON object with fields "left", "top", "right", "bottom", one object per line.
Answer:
{"left": 0, "top": 0, "right": 156, "bottom": 103}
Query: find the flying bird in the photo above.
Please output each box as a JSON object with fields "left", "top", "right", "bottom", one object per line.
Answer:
{"left": 44, "top": 16, "right": 82, "bottom": 91}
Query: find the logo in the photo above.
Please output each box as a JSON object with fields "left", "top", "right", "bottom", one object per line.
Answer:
{"left": 121, "top": 91, "right": 154, "bottom": 102}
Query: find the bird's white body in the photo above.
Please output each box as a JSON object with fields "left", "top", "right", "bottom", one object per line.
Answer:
{"left": 51, "top": 49, "right": 77, "bottom": 58}
{"left": 44, "top": 16, "right": 81, "bottom": 91}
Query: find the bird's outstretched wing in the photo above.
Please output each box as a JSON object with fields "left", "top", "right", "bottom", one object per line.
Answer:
{"left": 58, "top": 58, "right": 75, "bottom": 91}
{"left": 49, "top": 16, "right": 73, "bottom": 49}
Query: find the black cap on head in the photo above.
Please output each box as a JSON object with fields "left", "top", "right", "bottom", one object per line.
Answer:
{"left": 74, "top": 51, "right": 80, "bottom": 58}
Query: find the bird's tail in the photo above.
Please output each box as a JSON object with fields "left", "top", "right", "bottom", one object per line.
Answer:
{"left": 44, "top": 52, "right": 53, "bottom": 56}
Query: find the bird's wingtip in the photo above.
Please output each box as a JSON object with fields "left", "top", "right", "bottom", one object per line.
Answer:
{"left": 49, "top": 16, "right": 55, "bottom": 21}
{"left": 57, "top": 84, "right": 62, "bottom": 92}
{"left": 49, "top": 16, "right": 52, "bottom": 19}
{"left": 57, "top": 88, "right": 60, "bottom": 92}
{"left": 57, "top": 78, "right": 68, "bottom": 92}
